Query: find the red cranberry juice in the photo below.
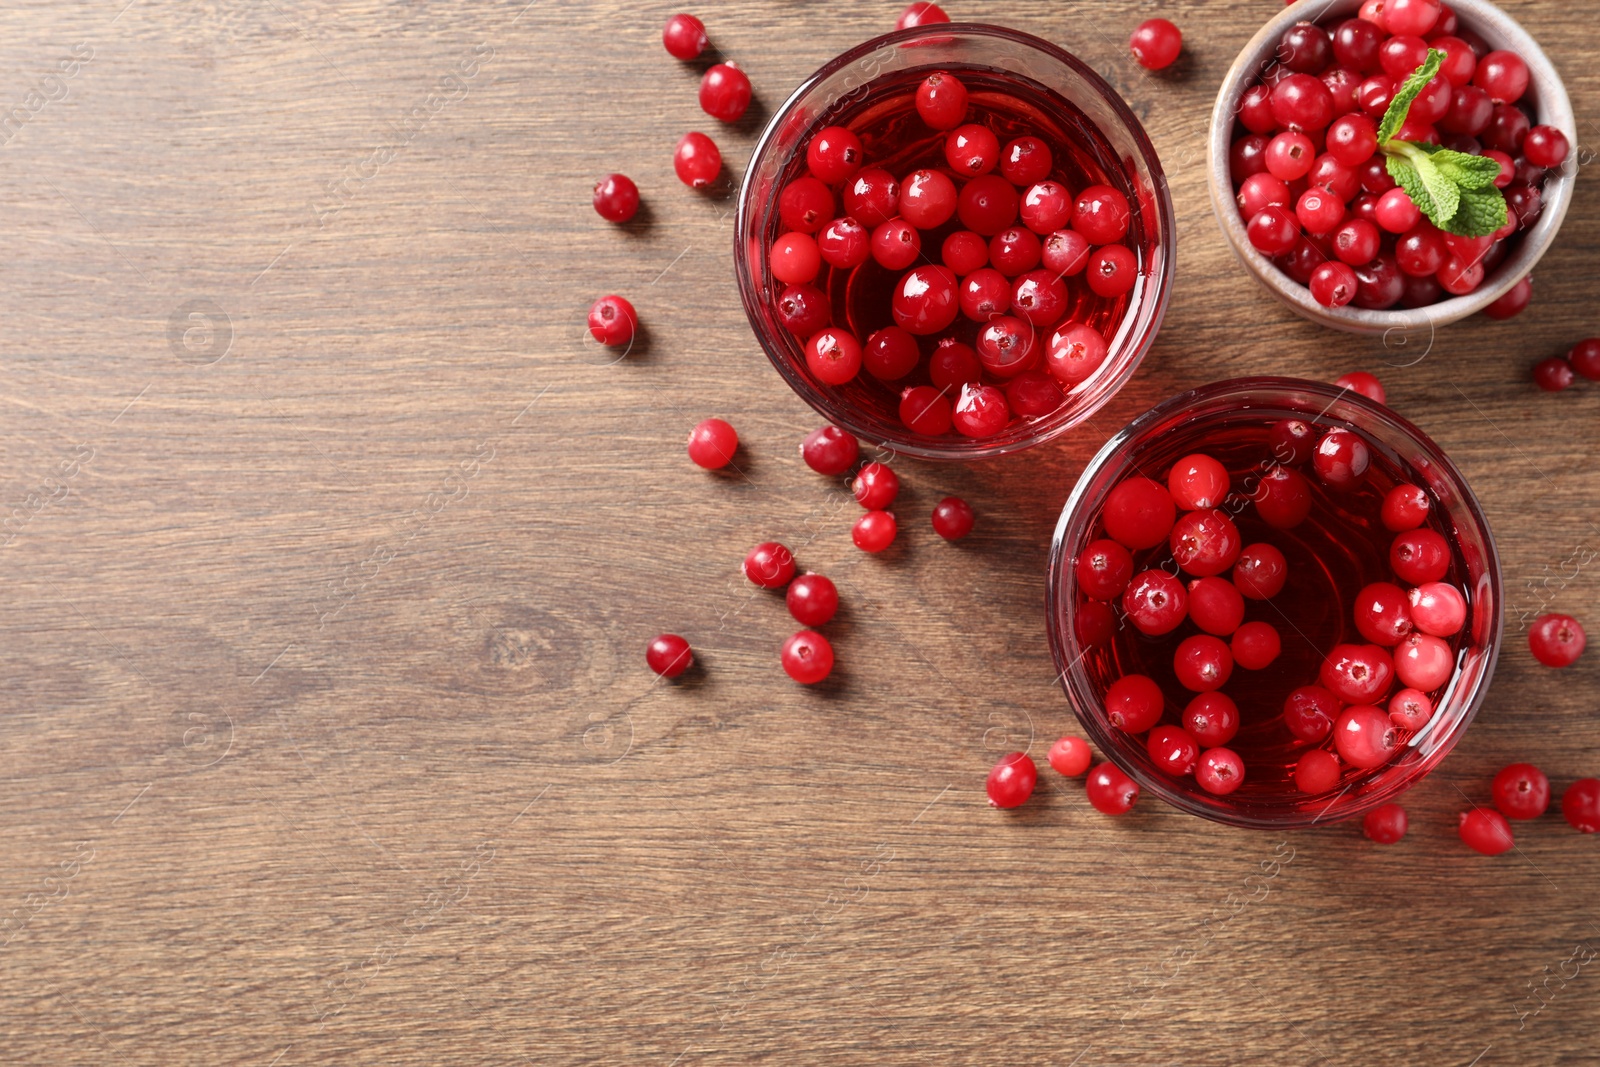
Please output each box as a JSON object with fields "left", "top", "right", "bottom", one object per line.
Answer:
{"left": 1079, "top": 418, "right": 1469, "bottom": 799}
{"left": 777, "top": 67, "right": 1148, "bottom": 422}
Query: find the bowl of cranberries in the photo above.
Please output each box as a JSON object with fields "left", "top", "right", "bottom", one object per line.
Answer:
{"left": 1209, "top": 0, "right": 1576, "bottom": 333}
{"left": 735, "top": 23, "right": 1176, "bottom": 460}
{"left": 1047, "top": 377, "right": 1503, "bottom": 828}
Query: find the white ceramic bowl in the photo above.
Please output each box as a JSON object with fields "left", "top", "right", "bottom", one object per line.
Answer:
{"left": 1207, "top": 0, "right": 1577, "bottom": 336}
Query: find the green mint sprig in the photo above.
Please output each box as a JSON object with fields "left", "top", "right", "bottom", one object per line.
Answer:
{"left": 1378, "top": 49, "right": 1508, "bottom": 237}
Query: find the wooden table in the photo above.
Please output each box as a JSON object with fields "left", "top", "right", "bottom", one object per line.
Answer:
{"left": 2, "top": 1, "right": 1596, "bottom": 1063}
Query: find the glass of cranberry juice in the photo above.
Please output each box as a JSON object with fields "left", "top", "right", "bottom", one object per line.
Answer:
{"left": 736, "top": 23, "right": 1175, "bottom": 460}
{"left": 1047, "top": 377, "right": 1502, "bottom": 828}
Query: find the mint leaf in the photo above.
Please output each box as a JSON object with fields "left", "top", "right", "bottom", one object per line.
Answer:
{"left": 1430, "top": 149, "right": 1503, "bottom": 190}
{"left": 1440, "top": 185, "right": 1509, "bottom": 237}
{"left": 1386, "top": 155, "right": 1439, "bottom": 219}
{"left": 1378, "top": 49, "right": 1445, "bottom": 143}
{"left": 1396, "top": 143, "right": 1460, "bottom": 221}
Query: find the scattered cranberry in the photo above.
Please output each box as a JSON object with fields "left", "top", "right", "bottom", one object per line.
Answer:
{"left": 800, "top": 425, "right": 859, "bottom": 475}
{"left": 1183, "top": 692, "right": 1240, "bottom": 747}
{"left": 1570, "top": 338, "right": 1600, "bottom": 380}
{"left": 986, "top": 751, "right": 1038, "bottom": 808}
{"left": 1048, "top": 736, "right": 1093, "bottom": 777}
{"left": 1532, "top": 357, "right": 1576, "bottom": 392}
{"left": 1458, "top": 807, "right": 1515, "bottom": 855}
{"left": 1491, "top": 763, "right": 1550, "bottom": 820}
{"left": 895, "top": 1, "right": 949, "bottom": 29}
{"left": 1563, "top": 779, "right": 1600, "bottom": 832}
{"left": 686, "top": 417, "right": 738, "bottom": 469}
{"left": 786, "top": 573, "right": 839, "bottom": 627}
{"left": 743, "top": 542, "right": 796, "bottom": 589}
{"left": 1122, "top": 570, "right": 1188, "bottom": 636}
{"left": 1148, "top": 725, "right": 1199, "bottom": 776}
{"left": 1408, "top": 582, "right": 1466, "bottom": 636}
{"left": 1105, "top": 673, "right": 1165, "bottom": 733}
{"left": 782, "top": 630, "right": 834, "bottom": 685}
{"left": 592, "top": 173, "right": 640, "bottom": 223}
{"left": 587, "top": 295, "right": 638, "bottom": 346}
{"left": 1320, "top": 643, "right": 1395, "bottom": 704}
{"left": 1196, "top": 747, "right": 1246, "bottom": 796}
{"left": 1381, "top": 484, "right": 1430, "bottom": 531}
{"left": 1388, "top": 687, "right": 1435, "bottom": 730}
{"left": 674, "top": 132, "right": 722, "bottom": 188}
{"left": 1188, "top": 576, "right": 1246, "bottom": 635}
{"left": 807, "top": 126, "right": 863, "bottom": 184}
{"left": 1390, "top": 528, "right": 1450, "bottom": 585}
{"left": 932, "top": 496, "right": 975, "bottom": 540}
{"left": 1233, "top": 543, "right": 1288, "bottom": 599}
{"left": 1130, "top": 18, "right": 1183, "bottom": 71}
{"left": 1232, "top": 621, "right": 1282, "bottom": 670}
{"left": 1174, "top": 634, "right": 1234, "bottom": 692}
{"left": 1363, "top": 803, "right": 1408, "bottom": 843}
{"left": 852, "top": 510, "right": 897, "bottom": 553}
{"left": 646, "top": 633, "right": 693, "bottom": 678}
{"left": 700, "top": 62, "right": 751, "bottom": 122}
{"left": 1086, "top": 762, "right": 1140, "bottom": 814}
{"left": 661, "top": 13, "right": 708, "bottom": 61}
{"left": 1102, "top": 477, "right": 1176, "bottom": 550}
{"left": 1528, "top": 613, "right": 1585, "bottom": 668}
{"left": 1294, "top": 749, "right": 1342, "bottom": 794}
{"left": 852, "top": 462, "right": 900, "bottom": 510}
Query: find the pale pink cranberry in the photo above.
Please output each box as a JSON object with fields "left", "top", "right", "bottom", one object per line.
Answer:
{"left": 1334, "top": 705, "right": 1400, "bottom": 769}
{"left": 1388, "top": 688, "right": 1436, "bottom": 730}
{"left": 1393, "top": 632, "right": 1454, "bottom": 691}
{"left": 1408, "top": 582, "right": 1467, "bottom": 636}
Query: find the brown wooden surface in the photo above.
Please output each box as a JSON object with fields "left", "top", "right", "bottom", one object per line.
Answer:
{"left": 2, "top": 1, "right": 1598, "bottom": 1063}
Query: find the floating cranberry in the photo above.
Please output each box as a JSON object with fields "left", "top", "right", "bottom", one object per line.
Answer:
{"left": 1284, "top": 685, "right": 1341, "bottom": 743}
{"left": 1077, "top": 539, "right": 1135, "bottom": 600}
{"left": 1086, "top": 245, "right": 1139, "bottom": 298}
{"left": 687, "top": 417, "right": 738, "bottom": 469}
{"left": 1000, "top": 136, "right": 1053, "bottom": 186}
{"left": 900, "top": 386, "right": 953, "bottom": 435}
{"left": 1189, "top": 576, "right": 1246, "bottom": 635}
{"left": 587, "top": 295, "right": 638, "bottom": 347}
{"left": 1130, "top": 18, "right": 1183, "bottom": 70}
{"left": 674, "top": 132, "right": 722, "bottom": 188}
{"left": 1106, "top": 673, "right": 1165, "bottom": 733}
{"left": 1563, "top": 779, "right": 1600, "bottom": 832}
{"left": 895, "top": 1, "right": 949, "bottom": 30}
{"left": 806, "top": 327, "right": 862, "bottom": 386}
{"left": 991, "top": 227, "right": 1043, "bottom": 276}
{"left": 593, "top": 173, "right": 640, "bottom": 223}
{"left": 1148, "top": 725, "right": 1199, "bottom": 776}
{"left": 776, "top": 284, "right": 828, "bottom": 340}
{"left": 782, "top": 630, "right": 834, "bottom": 684}
{"left": 1123, "top": 570, "right": 1188, "bottom": 636}
{"left": 1197, "top": 748, "right": 1246, "bottom": 795}
{"left": 1048, "top": 736, "right": 1093, "bottom": 777}
{"left": 1334, "top": 704, "right": 1399, "bottom": 768}
{"left": 1174, "top": 634, "right": 1234, "bottom": 693}
{"left": 1269, "top": 417, "right": 1316, "bottom": 465}
{"left": 744, "top": 542, "right": 796, "bottom": 589}
{"left": 959, "top": 268, "right": 1011, "bottom": 322}
{"left": 1232, "top": 543, "right": 1288, "bottom": 600}
{"left": 1086, "top": 763, "right": 1140, "bottom": 814}
{"left": 986, "top": 752, "right": 1038, "bottom": 808}
{"left": 1408, "top": 582, "right": 1466, "bottom": 636}
{"left": 864, "top": 326, "right": 920, "bottom": 381}
{"left": 842, "top": 169, "right": 899, "bottom": 227}
{"left": 1170, "top": 509, "right": 1243, "bottom": 578}
{"left": 1320, "top": 643, "right": 1395, "bottom": 704}
{"left": 930, "top": 340, "right": 983, "bottom": 390}
{"left": 976, "top": 316, "right": 1039, "bottom": 378}
{"left": 786, "top": 573, "right": 839, "bottom": 627}
{"left": 945, "top": 123, "right": 1000, "bottom": 176}
{"left": 779, "top": 178, "right": 834, "bottom": 234}
{"left": 852, "top": 510, "right": 897, "bottom": 553}
{"left": 1388, "top": 687, "right": 1435, "bottom": 730}
{"left": 647, "top": 634, "right": 693, "bottom": 678}
{"left": 1073, "top": 185, "right": 1131, "bottom": 244}
{"left": 1363, "top": 803, "right": 1409, "bottom": 844}
{"left": 942, "top": 230, "right": 989, "bottom": 275}
{"left": 1529, "top": 613, "right": 1585, "bottom": 667}
{"left": 817, "top": 217, "right": 869, "bottom": 270}
{"left": 871, "top": 220, "right": 922, "bottom": 271}
{"left": 1295, "top": 749, "right": 1342, "bottom": 794}
{"left": 1252, "top": 466, "right": 1314, "bottom": 529}
{"left": 1103, "top": 477, "right": 1176, "bottom": 550}
{"left": 892, "top": 265, "right": 960, "bottom": 335}
{"left": 1044, "top": 323, "right": 1108, "bottom": 385}
{"left": 931, "top": 496, "right": 975, "bottom": 540}
{"left": 1458, "top": 808, "right": 1514, "bottom": 855}
{"left": 899, "top": 168, "right": 959, "bottom": 229}
{"left": 1167, "top": 454, "right": 1230, "bottom": 510}
{"left": 771, "top": 232, "right": 822, "bottom": 285}
{"left": 1011, "top": 270, "right": 1068, "bottom": 327}
{"left": 1076, "top": 599, "right": 1116, "bottom": 648}
{"left": 1390, "top": 528, "right": 1450, "bottom": 584}
{"left": 1354, "top": 581, "right": 1414, "bottom": 646}
{"left": 1232, "top": 621, "right": 1282, "bottom": 670}
{"left": 958, "top": 175, "right": 1020, "bottom": 235}
{"left": 951, "top": 383, "right": 1011, "bottom": 438}
{"left": 699, "top": 62, "right": 751, "bottom": 122}
{"left": 1381, "top": 484, "right": 1430, "bottom": 531}
{"left": 800, "top": 425, "right": 859, "bottom": 475}
{"left": 661, "top": 13, "right": 708, "bottom": 60}
{"left": 916, "top": 71, "right": 968, "bottom": 130}
{"left": 1183, "top": 693, "right": 1240, "bottom": 747}
{"left": 807, "top": 126, "right": 863, "bottom": 184}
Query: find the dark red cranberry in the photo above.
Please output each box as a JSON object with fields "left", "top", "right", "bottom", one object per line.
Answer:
{"left": 662, "top": 13, "right": 708, "bottom": 61}
{"left": 782, "top": 630, "right": 834, "bottom": 684}
{"left": 1233, "top": 542, "right": 1288, "bottom": 600}
{"left": 674, "top": 132, "right": 722, "bottom": 188}
{"left": 1075, "top": 600, "right": 1115, "bottom": 648}
{"left": 1569, "top": 338, "right": 1600, "bottom": 380}
{"left": 1252, "top": 466, "right": 1314, "bottom": 529}
{"left": 1086, "top": 763, "right": 1140, "bottom": 814}
{"left": 1232, "top": 620, "right": 1282, "bottom": 670}
{"left": 986, "top": 752, "right": 1038, "bottom": 809}
{"left": 780, "top": 178, "right": 835, "bottom": 234}
{"left": 647, "top": 634, "right": 693, "bottom": 678}
{"left": 1360, "top": 154, "right": 1398, "bottom": 194}
{"left": 864, "top": 326, "right": 920, "bottom": 381}
{"left": 1563, "top": 779, "right": 1600, "bottom": 832}
{"left": 1323, "top": 66, "right": 1362, "bottom": 114}
{"left": 1000, "top": 136, "right": 1053, "bottom": 186}
{"left": 1183, "top": 693, "right": 1239, "bottom": 747}
{"left": 1122, "top": 570, "right": 1188, "bottom": 636}
{"left": 932, "top": 496, "right": 975, "bottom": 540}
{"left": 1103, "top": 477, "right": 1176, "bottom": 550}
{"left": 593, "top": 173, "right": 640, "bottom": 223}
{"left": 1475, "top": 49, "right": 1529, "bottom": 104}
{"left": 1332, "top": 18, "right": 1384, "bottom": 73}
{"left": 1491, "top": 763, "right": 1550, "bottom": 820}
{"left": 801, "top": 425, "right": 859, "bottom": 475}
{"left": 1484, "top": 276, "right": 1533, "bottom": 320}
{"left": 1390, "top": 528, "right": 1450, "bottom": 585}
{"left": 1106, "top": 674, "right": 1164, "bottom": 733}
{"left": 587, "top": 295, "right": 638, "bottom": 346}
{"left": 929, "top": 339, "right": 983, "bottom": 390}
{"left": 777, "top": 284, "right": 829, "bottom": 339}
{"left": 1313, "top": 428, "right": 1372, "bottom": 489}
{"left": 1335, "top": 371, "right": 1386, "bottom": 404}
{"left": 842, "top": 169, "right": 899, "bottom": 227}
{"left": 1268, "top": 417, "right": 1316, "bottom": 464}
{"left": 916, "top": 71, "right": 968, "bottom": 131}
{"left": 942, "top": 229, "right": 990, "bottom": 275}
{"left": 687, "top": 417, "right": 739, "bottom": 470}
{"left": 852, "top": 510, "right": 897, "bottom": 553}
{"left": 1505, "top": 183, "right": 1543, "bottom": 229}
{"left": 1230, "top": 134, "right": 1272, "bottom": 183}
{"left": 1363, "top": 803, "right": 1408, "bottom": 844}
{"left": 1480, "top": 104, "right": 1530, "bottom": 154}
{"left": 1529, "top": 613, "right": 1586, "bottom": 667}
{"left": 1279, "top": 22, "right": 1332, "bottom": 74}
{"left": 1352, "top": 254, "right": 1405, "bottom": 309}
{"left": 699, "top": 62, "right": 751, "bottom": 122}
{"left": 1196, "top": 748, "right": 1246, "bottom": 796}
{"left": 959, "top": 268, "right": 1011, "bottom": 322}
{"left": 1459, "top": 808, "right": 1514, "bottom": 855}
{"left": 787, "top": 573, "right": 839, "bottom": 627}
{"left": 1130, "top": 18, "right": 1183, "bottom": 71}
{"left": 1005, "top": 370, "right": 1063, "bottom": 418}
{"left": 958, "top": 175, "right": 1020, "bottom": 235}
{"left": 899, "top": 385, "right": 952, "bottom": 435}
{"left": 1395, "top": 225, "right": 1447, "bottom": 277}
{"left": 807, "top": 126, "right": 863, "bottom": 184}
{"left": 743, "top": 542, "right": 796, "bottom": 589}
{"left": 1358, "top": 73, "right": 1397, "bottom": 118}
{"left": 1284, "top": 685, "right": 1341, "bottom": 742}
{"left": 1525, "top": 125, "right": 1570, "bottom": 169}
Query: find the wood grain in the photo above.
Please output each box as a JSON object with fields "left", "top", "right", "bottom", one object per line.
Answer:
{"left": 1, "top": 1, "right": 1598, "bottom": 1063}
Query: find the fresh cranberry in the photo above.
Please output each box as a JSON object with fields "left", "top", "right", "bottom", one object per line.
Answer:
{"left": 647, "top": 634, "right": 693, "bottom": 678}
{"left": 1378, "top": 34, "right": 1430, "bottom": 80}
{"left": 1230, "top": 134, "right": 1272, "bottom": 183}
{"left": 1430, "top": 35, "right": 1477, "bottom": 86}
{"left": 931, "top": 496, "right": 975, "bottom": 540}
{"left": 1488, "top": 763, "right": 1550, "bottom": 820}
{"left": 1272, "top": 72, "right": 1336, "bottom": 130}
{"left": 1326, "top": 113, "right": 1379, "bottom": 166}
{"left": 1295, "top": 749, "right": 1342, "bottom": 794}
{"left": 897, "top": 169, "right": 957, "bottom": 230}
{"left": 817, "top": 217, "right": 869, "bottom": 270}
{"left": 1323, "top": 66, "right": 1362, "bottom": 113}
{"left": 1173, "top": 635, "right": 1234, "bottom": 693}
{"left": 990, "top": 227, "right": 1043, "bottom": 276}
{"left": 1352, "top": 255, "right": 1405, "bottom": 310}
{"left": 1296, "top": 188, "right": 1345, "bottom": 235}
{"left": 1435, "top": 3, "right": 1460, "bottom": 34}
{"left": 1106, "top": 673, "right": 1165, "bottom": 733}
{"left": 777, "top": 284, "right": 829, "bottom": 338}
{"left": 945, "top": 124, "right": 1000, "bottom": 176}
{"left": 1238, "top": 173, "right": 1292, "bottom": 219}
{"left": 951, "top": 383, "right": 1011, "bottom": 438}
{"left": 1563, "top": 779, "right": 1600, "bottom": 832}
{"left": 870, "top": 220, "right": 921, "bottom": 271}
{"left": 1000, "top": 136, "right": 1053, "bottom": 186}
{"left": 1506, "top": 183, "right": 1544, "bottom": 229}
{"left": 900, "top": 385, "right": 953, "bottom": 435}
{"left": 916, "top": 71, "right": 968, "bottom": 130}
{"left": 1363, "top": 803, "right": 1409, "bottom": 843}
{"left": 1038, "top": 232, "right": 1089, "bottom": 279}
{"left": 959, "top": 268, "right": 1011, "bottom": 322}
{"left": 1119, "top": 570, "right": 1186, "bottom": 637}
{"left": 1390, "top": 529, "right": 1450, "bottom": 585}
{"left": 1474, "top": 50, "right": 1529, "bottom": 103}
{"left": 864, "top": 326, "right": 920, "bottom": 381}
{"left": 958, "top": 175, "right": 1020, "bottom": 236}
{"left": 1183, "top": 692, "right": 1240, "bottom": 747}
{"left": 1384, "top": 0, "right": 1442, "bottom": 35}
{"left": 1334, "top": 704, "right": 1400, "bottom": 768}
{"left": 780, "top": 179, "right": 834, "bottom": 235}
{"left": 801, "top": 425, "right": 859, "bottom": 475}
{"left": 1388, "top": 687, "right": 1435, "bottom": 730}
{"left": 1358, "top": 73, "right": 1397, "bottom": 118}
{"left": 986, "top": 752, "right": 1037, "bottom": 808}
{"left": 1044, "top": 323, "right": 1108, "bottom": 386}
{"left": 976, "top": 316, "right": 1039, "bottom": 378}
{"left": 929, "top": 339, "right": 982, "bottom": 389}
{"left": 1483, "top": 276, "right": 1533, "bottom": 320}
{"left": 1354, "top": 582, "right": 1414, "bottom": 646}
{"left": 1086, "top": 245, "right": 1138, "bottom": 299}
{"left": 1458, "top": 808, "right": 1514, "bottom": 855}
{"left": 1279, "top": 22, "right": 1332, "bottom": 73}
{"left": 1265, "top": 131, "right": 1317, "bottom": 181}
{"left": 1359, "top": 154, "right": 1399, "bottom": 194}
{"left": 1185, "top": 576, "right": 1244, "bottom": 636}
{"left": 674, "top": 132, "right": 722, "bottom": 188}
{"left": 1395, "top": 225, "right": 1447, "bottom": 277}
{"left": 940, "top": 230, "right": 989, "bottom": 275}
{"left": 1437, "top": 254, "right": 1485, "bottom": 297}
{"left": 1440, "top": 84, "right": 1494, "bottom": 135}
{"left": 1310, "top": 153, "right": 1363, "bottom": 201}
{"left": 699, "top": 62, "right": 751, "bottom": 122}
{"left": 771, "top": 232, "right": 822, "bottom": 285}
{"left": 1167, "top": 453, "right": 1230, "bottom": 510}
{"left": 1284, "top": 685, "right": 1341, "bottom": 742}
{"left": 1233, "top": 543, "right": 1288, "bottom": 600}
{"left": 1524, "top": 125, "right": 1570, "bottom": 168}
{"left": 1086, "top": 763, "right": 1140, "bottom": 814}
{"left": 1408, "top": 582, "right": 1466, "bottom": 636}
{"left": 1019, "top": 181, "right": 1073, "bottom": 235}
{"left": 1480, "top": 104, "right": 1529, "bottom": 154}
{"left": 1077, "top": 539, "right": 1134, "bottom": 600}
{"left": 1570, "top": 338, "right": 1600, "bottom": 380}
{"left": 1370, "top": 188, "right": 1419, "bottom": 235}
{"left": 1072, "top": 186, "right": 1130, "bottom": 245}
{"left": 1529, "top": 613, "right": 1586, "bottom": 667}
{"left": 1048, "top": 736, "right": 1093, "bottom": 777}
{"left": 852, "top": 510, "right": 897, "bottom": 553}
{"left": 1312, "top": 428, "right": 1371, "bottom": 489}
{"left": 808, "top": 127, "right": 865, "bottom": 185}
{"left": 1310, "top": 261, "right": 1360, "bottom": 308}
{"left": 1252, "top": 466, "right": 1314, "bottom": 529}
{"left": 852, "top": 462, "right": 899, "bottom": 510}
{"left": 1232, "top": 621, "right": 1282, "bottom": 670}
{"left": 587, "top": 295, "right": 638, "bottom": 346}
{"left": 1196, "top": 747, "right": 1246, "bottom": 796}
{"left": 1170, "top": 509, "right": 1242, "bottom": 578}
{"left": 1130, "top": 18, "right": 1183, "bottom": 70}
{"left": 806, "top": 327, "right": 862, "bottom": 386}
{"left": 1103, "top": 477, "right": 1176, "bottom": 550}
{"left": 1531, "top": 356, "right": 1574, "bottom": 392}
{"left": 1333, "top": 18, "right": 1384, "bottom": 73}
{"left": 782, "top": 630, "right": 835, "bottom": 685}
{"left": 892, "top": 265, "right": 960, "bottom": 335}
{"left": 1249, "top": 206, "right": 1301, "bottom": 256}
{"left": 1320, "top": 643, "right": 1396, "bottom": 704}
{"left": 786, "top": 573, "right": 839, "bottom": 627}
{"left": 744, "top": 542, "right": 796, "bottom": 589}
{"left": 1011, "top": 271, "right": 1068, "bottom": 327}
{"left": 1076, "top": 599, "right": 1116, "bottom": 648}
{"left": 661, "top": 13, "right": 708, "bottom": 60}
{"left": 895, "top": 1, "right": 949, "bottom": 29}
{"left": 842, "top": 169, "right": 899, "bottom": 227}
{"left": 687, "top": 417, "right": 738, "bottom": 469}
{"left": 1331, "top": 219, "right": 1380, "bottom": 266}
{"left": 593, "top": 173, "right": 640, "bottom": 223}
{"left": 1393, "top": 632, "right": 1453, "bottom": 690}
{"left": 1148, "top": 725, "right": 1199, "bottom": 776}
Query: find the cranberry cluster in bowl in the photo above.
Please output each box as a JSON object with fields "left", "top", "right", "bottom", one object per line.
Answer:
{"left": 1208, "top": 0, "right": 1575, "bottom": 334}
{"left": 736, "top": 23, "right": 1175, "bottom": 460}
{"left": 1047, "top": 378, "right": 1502, "bottom": 829}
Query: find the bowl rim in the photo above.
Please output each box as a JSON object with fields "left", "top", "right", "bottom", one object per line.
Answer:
{"left": 1206, "top": 0, "right": 1578, "bottom": 336}
{"left": 734, "top": 21, "right": 1178, "bottom": 461}
{"left": 1045, "top": 375, "right": 1505, "bottom": 829}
